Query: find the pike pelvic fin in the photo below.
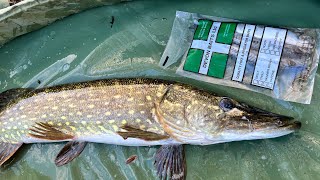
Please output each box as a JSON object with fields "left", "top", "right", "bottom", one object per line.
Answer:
{"left": 0, "top": 88, "right": 33, "bottom": 112}
{"left": 55, "top": 141, "right": 87, "bottom": 166}
{"left": 29, "top": 122, "right": 74, "bottom": 140}
{"left": 117, "top": 125, "right": 170, "bottom": 141}
{"left": 154, "top": 145, "right": 186, "bottom": 180}
{"left": 0, "top": 142, "right": 23, "bottom": 166}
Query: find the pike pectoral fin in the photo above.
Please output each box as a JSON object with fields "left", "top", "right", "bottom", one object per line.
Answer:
{"left": 0, "top": 142, "right": 23, "bottom": 166}
{"left": 154, "top": 145, "right": 186, "bottom": 180}
{"left": 29, "top": 122, "right": 74, "bottom": 140}
{"left": 55, "top": 141, "right": 87, "bottom": 166}
{"left": 117, "top": 125, "right": 169, "bottom": 141}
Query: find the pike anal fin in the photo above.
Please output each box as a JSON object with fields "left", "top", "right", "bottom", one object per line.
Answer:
{"left": 154, "top": 145, "right": 186, "bottom": 180}
{"left": 55, "top": 141, "right": 87, "bottom": 166}
{"left": 0, "top": 142, "right": 23, "bottom": 166}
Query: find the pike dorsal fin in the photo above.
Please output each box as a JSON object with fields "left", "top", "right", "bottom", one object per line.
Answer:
{"left": 117, "top": 125, "right": 169, "bottom": 141}
{"left": 55, "top": 141, "right": 87, "bottom": 166}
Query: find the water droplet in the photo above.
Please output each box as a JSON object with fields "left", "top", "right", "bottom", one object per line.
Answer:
{"left": 109, "top": 154, "right": 115, "bottom": 161}
{"left": 62, "top": 63, "right": 70, "bottom": 72}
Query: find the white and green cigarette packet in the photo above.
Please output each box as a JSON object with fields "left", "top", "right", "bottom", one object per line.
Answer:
{"left": 160, "top": 11, "right": 320, "bottom": 104}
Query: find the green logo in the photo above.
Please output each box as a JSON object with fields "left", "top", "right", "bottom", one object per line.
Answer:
{"left": 184, "top": 20, "right": 236, "bottom": 79}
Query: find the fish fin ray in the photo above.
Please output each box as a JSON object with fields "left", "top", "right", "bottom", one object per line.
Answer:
{"left": 0, "top": 88, "right": 33, "bottom": 112}
{"left": 0, "top": 142, "right": 23, "bottom": 166}
{"left": 154, "top": 145, "right": 186, "bottom": 180}
{"left": 117, "top": 125, "right": 169, "bottom": 141}
{"left": 55, "top": 141, "right": 87, "bottom": 166}
{"left": 29, "top": 122, "right": 74, "bottom": 140}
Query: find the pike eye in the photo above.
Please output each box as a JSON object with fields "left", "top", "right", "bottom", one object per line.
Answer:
{"left": 219, "top": 98, "right": 235, "bottom": 112}
{"left": 276, "top": 120, "right": 283, "bottom": 126}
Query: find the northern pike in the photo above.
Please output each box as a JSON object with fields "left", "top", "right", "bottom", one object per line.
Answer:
{"left": 0, "top": 78, "right": 301, "bottom": 179}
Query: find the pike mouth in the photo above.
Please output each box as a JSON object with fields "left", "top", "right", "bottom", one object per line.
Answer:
{"left": 241, "top": 115, "right": 302, "bottom": 132}
{"left": 219, "top": 97, "right": 302, "bottom": 132}
{"left": 279, "top": 120, "right": 301, "bottom": 130}
{"left": 243, "top": 112, "right": 302, "bottom": 132}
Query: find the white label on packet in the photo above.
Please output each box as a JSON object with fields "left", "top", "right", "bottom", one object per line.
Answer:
{"left": 251, "top": 27, "right": 287, "bottom": 89}
{"left": 232, "top": 24, "right": 256, "bottom": 82}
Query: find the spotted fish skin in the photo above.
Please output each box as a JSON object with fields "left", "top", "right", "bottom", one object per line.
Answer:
{"left": 0, "top": 79, "right": 170, "bottom": 144}
{"left": 0, "top": 78, "right": 300, "bottom": 146}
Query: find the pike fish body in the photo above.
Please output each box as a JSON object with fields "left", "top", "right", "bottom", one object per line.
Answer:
{"left": 0, "top": 78, "right": 301, "bottom": 179}
{"left": 0, "top": 79, "right": 299, "bottom": 145}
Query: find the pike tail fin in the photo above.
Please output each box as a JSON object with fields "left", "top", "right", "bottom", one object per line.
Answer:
{"left": 0, "top": 88, "right": 33, "bottom": 112}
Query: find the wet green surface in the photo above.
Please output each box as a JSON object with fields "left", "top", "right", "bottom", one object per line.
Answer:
{"left": 0, "top": 0, "right": 320, "bottom": 179}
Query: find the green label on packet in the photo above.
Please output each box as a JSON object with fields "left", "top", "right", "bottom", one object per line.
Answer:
{"left": 184, "top": 21, "right": 235, "bottom": 79}
{"left": 207, "top": 53, "right": 228, "bottom": 78}
{"left": 194, "top": 20, "right": 213, "bottom": 40}
{"left": 183, "top": 49, "right": 203, "bottom": 73}
{"left": 216, "top": 23, "right": 237, "bottom": 45}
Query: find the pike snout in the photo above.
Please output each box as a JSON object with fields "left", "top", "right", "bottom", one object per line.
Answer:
{"left": 217, "top": 97, "right": 302, "bottom": 141}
